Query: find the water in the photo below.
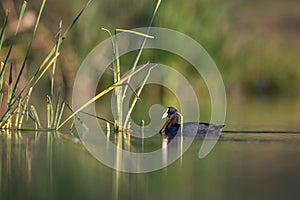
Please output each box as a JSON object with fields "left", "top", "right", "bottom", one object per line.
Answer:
{"left": 1, "top": 131, "right": 300, "bottom": 200}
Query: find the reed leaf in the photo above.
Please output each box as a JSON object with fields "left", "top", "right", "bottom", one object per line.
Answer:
{"left": 78, "top": 111, "right": 114, "bottom": 125}
{"left": 39, "top": 0, "right": 92, "bottom": 71}
{"left": 51, "top": 20, "right": 62, "bottom": 98}
{"left": 101, "top": 28, "right": 118, "bottom": 82}
{"left": 0, "top": 1, "right": 27, "bottom": 83}
{"left": 64, "top": 103, "right": 88, "bottom": 131}
{"left": 11, "top": 53, "right": 60, "bottom": 110}
{"left": 113, "top": 31, "right": 121, "bottom": 83}
{"left": 2, "top": 53, "right": 58, "bottom": 127}
{"left": 116, "top": 29, "right": 154, "bottom": 39}
{"left": 123, "top": 64, "right": 157, "bottom": 128}
{"left": 0, "top": 62, "right": 4, "bottom": 100}
{"left": 31, "top": 53, "right": 60, "bottom": 89}
{"left": 61, "top": 0, "right": 92, "bottom": 41}
{"left": 8, "top": 63, "right": 13, "bottom": 104}
{"left": 116, "top": 83, "right": 141, "bottom": 100}
{"left": 17, "top": 0, "right": 91, "bottom": 101}
{"left": 0, "top": 62, "right": 4, "bottom": 106}
{"left": 0, "top": 12, "right": 8, "bottom": 51}
{"left": 122, "top": 0, "right": 161, "bottom": 98}
{"left": 11, "top": 0, "right": 91, "bottom": 121}
{"left": 10, "top": 0, "right": 46, "bottom": 103}
{"left": 30, "top": 105, "right": 41, "bottom": 129}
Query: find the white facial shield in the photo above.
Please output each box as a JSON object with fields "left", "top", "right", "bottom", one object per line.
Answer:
{"left": 162, "top": 108, "right": 169, "bottom": 119}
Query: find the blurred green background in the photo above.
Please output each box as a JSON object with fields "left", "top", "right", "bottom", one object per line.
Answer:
{"left": 1, "top": 0, "right": 299, "bottom": 129}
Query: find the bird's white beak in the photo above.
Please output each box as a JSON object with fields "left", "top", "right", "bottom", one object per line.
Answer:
{"left": 162, "top": 108, "right": 169, "bottom": 119}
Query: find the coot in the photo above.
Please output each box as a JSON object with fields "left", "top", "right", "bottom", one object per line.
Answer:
{"left": 159, "top": 107, "right": 224, "bottom": 139}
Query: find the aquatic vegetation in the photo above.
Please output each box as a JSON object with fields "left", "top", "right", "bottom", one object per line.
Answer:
{"left": 0, "top": 0, "right": 162, "bottom": 133}
{"left": 58, "top": 0, "right": 162, "bottom": 132}
{"left": 0, "top": 0, "right": 92, "bottom": 130}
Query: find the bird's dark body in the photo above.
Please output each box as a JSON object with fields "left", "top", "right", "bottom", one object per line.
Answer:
{"left": 160, "top": 107, "right": 224, "bottom": 140}
{"left": 164, "top": 122, "right": 224, "bottom": 137}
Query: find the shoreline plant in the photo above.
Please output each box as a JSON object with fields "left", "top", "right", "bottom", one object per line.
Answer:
{"left": 0, "top": 0, "right": 162, "bottom": 134}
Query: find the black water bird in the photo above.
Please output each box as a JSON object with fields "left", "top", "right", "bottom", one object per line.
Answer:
{"left": 159, "top": 107, "right": 224, "bottom": 140}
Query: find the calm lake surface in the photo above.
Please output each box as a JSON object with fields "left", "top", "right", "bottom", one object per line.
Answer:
{"left": 1, "top": 131, "right": 300, "bottom": 200}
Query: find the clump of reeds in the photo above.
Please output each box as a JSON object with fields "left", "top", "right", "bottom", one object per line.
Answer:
{"left": 0, "top": 0, "right": 93, "bottom": 131}
{"left": 0, "top": 0, "right": 162, "bottom": 134}
{"left": 58, "top": 0, "right": 162, "bottom": 133}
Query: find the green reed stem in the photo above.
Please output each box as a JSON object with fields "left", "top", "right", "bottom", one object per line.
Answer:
{"left": 102, "top": 28, "right": 123, "bottom": 131}
{"left": 47, "top": 96, "right": 53, "bottom": 129}
{"left": 18, "top": 87, "right": 33, "bottom": 129}
{"left": 55, "top": 101, "right": 65, "bottom": 130}
{"left": 53, "top": 92, "right": 61, "bottom": 129}
{"left": 114, "top": 32, "right": 123, "bottom": 131}
{"left": 51, "top": 20, "right": 62, "bottom": 98}
{"left": 14, "top": 97, "right": 22, "bottom": 128}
